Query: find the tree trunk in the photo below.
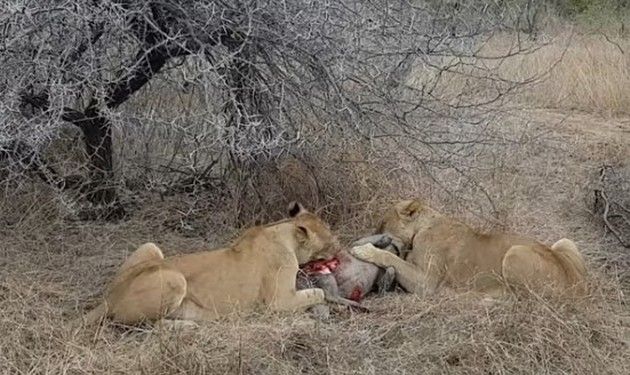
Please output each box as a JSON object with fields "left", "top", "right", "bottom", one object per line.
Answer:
{"left": 77, "top": 107, "right": 117, "bottom": 205}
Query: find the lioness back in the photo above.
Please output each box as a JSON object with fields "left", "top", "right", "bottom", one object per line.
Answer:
{"left": 412, "top": 219, "right": 543, "bottom": 288}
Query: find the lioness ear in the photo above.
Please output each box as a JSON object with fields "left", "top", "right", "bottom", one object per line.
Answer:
{"left": 288, "top": 201, "right": 307, "bottom": 217}
{"left": 400, "top": 199, "right": 422, "bottom": 217}
{"left": 295, "top": 225, "right": 309, "bottom": 242}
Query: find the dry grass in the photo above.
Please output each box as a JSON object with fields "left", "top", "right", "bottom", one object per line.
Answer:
{"left": 406, "top": 27, "right": 630, "bottom": 116}
{"left": 495, "top": 31, "right": 630, "bottom": 115}
{"left": 1, "top": 204, "right": 629, "bottom": 374}
{"left": 2, "top": 105, "right": 630, "bottom": 373}
{"left": 1, "top": 271, "right": 628, "bottom": 374}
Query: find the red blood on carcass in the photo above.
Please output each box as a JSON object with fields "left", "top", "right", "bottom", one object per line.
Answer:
{"left": 349, "top": 286, "right": 363, "bottom": 302}
{"left": 301, "top": 257, "right": 340, "bottom": 275}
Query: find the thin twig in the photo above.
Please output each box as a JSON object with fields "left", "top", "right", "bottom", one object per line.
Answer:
{"left": 595, "top": 166, "right": 630, "bottom": 248}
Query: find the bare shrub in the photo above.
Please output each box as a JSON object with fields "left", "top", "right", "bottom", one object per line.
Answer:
{"left": 0, "top": 0, "right": 548, "bottom": 220}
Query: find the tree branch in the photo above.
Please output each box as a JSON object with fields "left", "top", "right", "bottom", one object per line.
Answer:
{"left": 0, "top": 140, "right": 74, "bottom": 190}
{"left": 19, "top": 90, "right": 89, "bottom": 128}
{"left": 104, "top": 44, "right": 191, "bottom": 109}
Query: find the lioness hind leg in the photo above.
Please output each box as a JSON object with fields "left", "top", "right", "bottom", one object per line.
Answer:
{"left": 502, "top": 245, "right": 566, "bottom": 297}
{"left": 472, "top": 272, "right": 506, "bottom": 298}
{"left": 119, "top": 242, "right": 165, "bottom": 273}
{"left": 109, "top": 268, "right": 187, "bottom": 325}
{"left": 74, "top": 243, "right": 169, "bottom": 328}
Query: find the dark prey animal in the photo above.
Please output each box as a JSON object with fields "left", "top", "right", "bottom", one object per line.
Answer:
{"left": 296, "top": 234, "right": 402, "bottom": 310}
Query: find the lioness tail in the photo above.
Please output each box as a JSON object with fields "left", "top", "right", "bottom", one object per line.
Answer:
{"left": 551, "top": 238, "right": 587, "bottom": 291}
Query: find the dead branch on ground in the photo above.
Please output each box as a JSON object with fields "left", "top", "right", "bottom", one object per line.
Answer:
{"left": 594, "top": 165, "right": 630, "bottom": 248}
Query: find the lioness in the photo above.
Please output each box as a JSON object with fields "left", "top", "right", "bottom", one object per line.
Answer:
{"left": 350, "top": 199, "right": 587, "bottom": 298}
{"left": 79, "top": 203, "right": 341, "bottom": 326}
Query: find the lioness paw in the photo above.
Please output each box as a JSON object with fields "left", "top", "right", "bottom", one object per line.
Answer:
{"left": 312, "top": 288, "right": 325, "bottom": 300}
{"left": 350, "top": 244, "right": 378, "bottom": 262}
{"left": 158, "top": 319, "right": 199, "bottom": 331}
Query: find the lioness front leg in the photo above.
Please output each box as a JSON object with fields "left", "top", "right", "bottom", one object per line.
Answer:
{"left": 271, "top": 288, "right": 326, "bottom": 311}
{"left": 350, "top": 244, "right": 427, "bottom": 295}
{"left": 265, "top": 265, "right": 326, "bottom": 312}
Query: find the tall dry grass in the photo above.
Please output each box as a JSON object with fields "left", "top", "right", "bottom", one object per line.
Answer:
{"left": 496, "top": 31, "right": 630, "bottom": 115}
{"left": 407, "top": 28, "right": 630, "bottom": 116}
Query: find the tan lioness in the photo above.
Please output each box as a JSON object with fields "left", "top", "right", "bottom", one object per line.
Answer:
{"left": 78, "top": 203, "right": 341, "bottom": 326}
{"left": 350, "top": 199, "right": 587, "bottom": 298}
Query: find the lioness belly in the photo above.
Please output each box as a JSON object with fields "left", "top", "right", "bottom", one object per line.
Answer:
{"left": 164, "top": 250, "right": 263, "bottom": 318}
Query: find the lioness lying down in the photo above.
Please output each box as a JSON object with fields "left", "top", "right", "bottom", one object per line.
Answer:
{"left": 350, "top": 199, "right": 587, "bottom": 298}
{"left": 79, "top": 203, "right": 341, "bottom": 326}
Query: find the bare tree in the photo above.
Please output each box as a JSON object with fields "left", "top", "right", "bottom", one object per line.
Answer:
{"left": 0, "top": 0, "right": 543, "bottom": 218}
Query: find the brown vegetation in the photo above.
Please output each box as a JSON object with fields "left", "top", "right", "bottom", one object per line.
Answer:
{"left": 2, "top": 3, "right": 630, "bottom": 373}
{"left": 2, "top": 98, "right": 630, "bottom": 373}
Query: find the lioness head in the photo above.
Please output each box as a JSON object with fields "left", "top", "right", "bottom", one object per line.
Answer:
{"left": 377, "top": 199, "right": 438, "bottom": 247}
{"left": 288, "top": 202, "right": 341, "bottom": 265}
